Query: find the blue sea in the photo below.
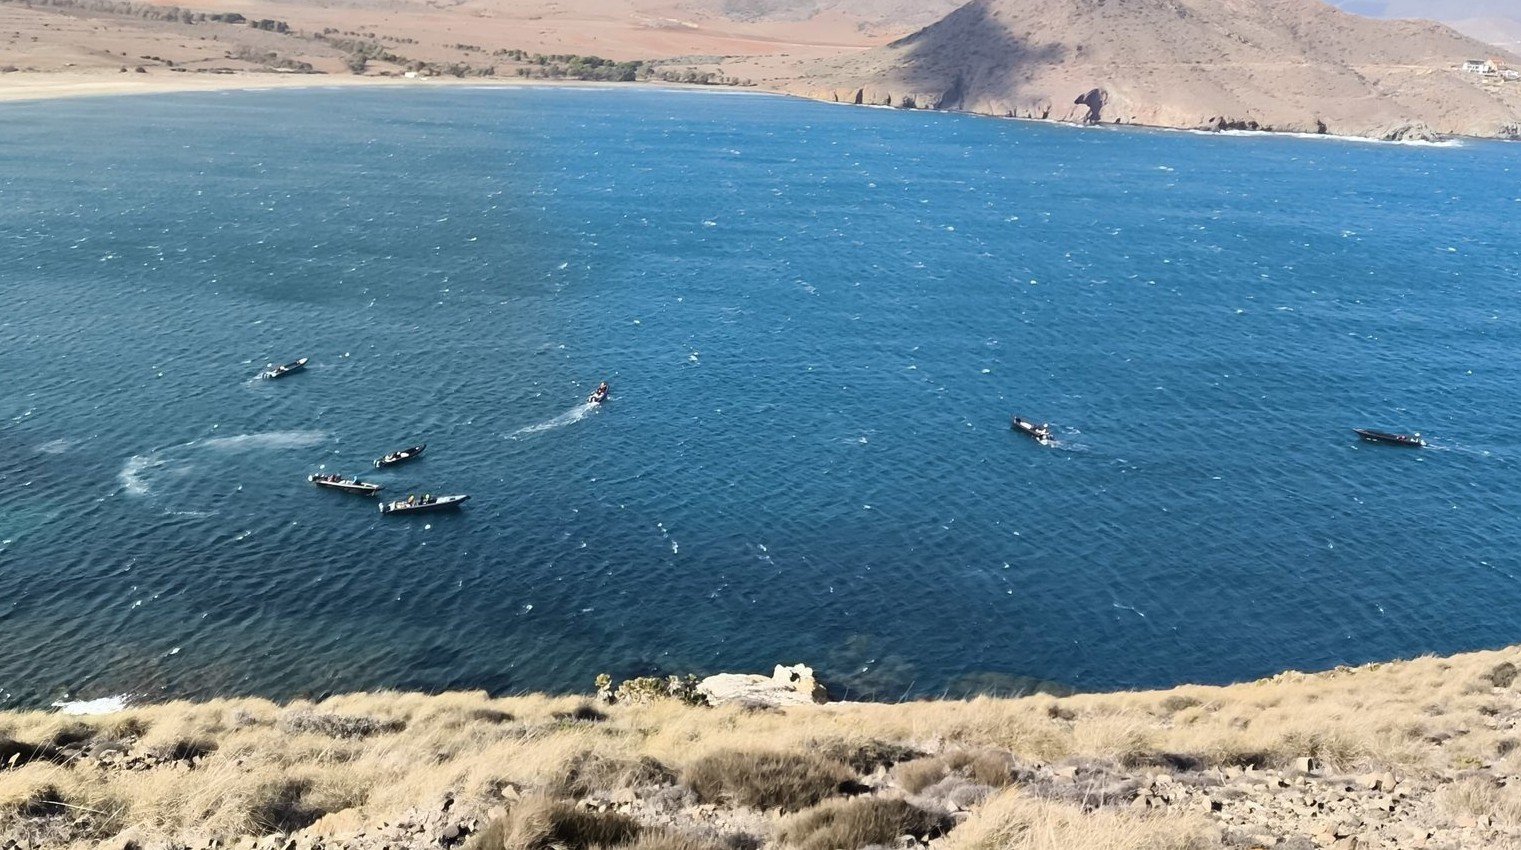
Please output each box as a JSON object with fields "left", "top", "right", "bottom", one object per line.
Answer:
{"left": 2, "top": 87, "right": 1520, "bottom": 708}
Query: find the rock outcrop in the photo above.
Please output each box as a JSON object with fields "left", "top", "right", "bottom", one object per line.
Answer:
{"left": 697, "top": 663, "right": 829, "bottom": 707}
{"left": 1378, "top": 120, "right": 1441, "bottom": 142}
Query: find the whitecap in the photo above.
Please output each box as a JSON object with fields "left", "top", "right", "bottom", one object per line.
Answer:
{"left": 118, "top": 454, "right": 163, "bottom": 496}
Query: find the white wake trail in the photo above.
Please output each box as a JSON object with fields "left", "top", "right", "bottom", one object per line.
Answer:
{"left": 509, "top": 403, "right": 597, "bottom": 439}
{"left": 118, "top": 430, "right": 332, "bottom": 496}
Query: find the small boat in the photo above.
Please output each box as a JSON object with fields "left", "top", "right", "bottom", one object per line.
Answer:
{"left": 374, "top": 444, "right": 426, "bottom": 468}
{"left": 259, "top": 357, "right": 308, "bottom": 380}
{"left": 587, "top": 382, "right": 610, "bottom": 405}
{"left": 379, "top": 494, "right": 469, "bottom": 515}
{"left": 1011, "top": 416, "right": 1054, "bottom": 444}
{"left": 1353, "top": 428, "right": 1425, "bottom": 448}
{"left": 308, "top": 473, "right": 382, "bottom": 494}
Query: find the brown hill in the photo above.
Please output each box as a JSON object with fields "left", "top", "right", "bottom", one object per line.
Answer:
{"left": 679, "top": 0, "right": 961, "bottom": 32}
{"left": 1449, "top": 17, "right": 1521, "bottom": 52}
{"left": 781, "top": 0, "right": 1521, "bottom": 139}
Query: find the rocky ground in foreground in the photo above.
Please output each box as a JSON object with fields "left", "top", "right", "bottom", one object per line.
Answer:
{"left": 4, "top": 649, "right": 1521, "bottom": 850}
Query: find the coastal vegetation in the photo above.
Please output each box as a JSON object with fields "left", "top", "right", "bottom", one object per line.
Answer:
{"left": 0, "top": 0, "right": 284, "bottom": 30}
{"left": 2, "top": 646, "right": 1519, "bottom": 848}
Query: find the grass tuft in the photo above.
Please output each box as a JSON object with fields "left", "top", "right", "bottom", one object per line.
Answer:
{"left": 683, "top": 750, "right": 853, "bottom": 812}
{"left": 894, "top": 757, "right": 950, "bottom": 794}
{"left": 1436, "top": 776, "right": 1521, "bottom": 827}
{"left": 944, "top": 789, "right": 1213, "bottom": 850}
{"left": 812, "top": 739, "right": 923, "bottom": 774}
{"left": 593, "top": 828, "right": 727, "bottom": 850}
{"left": 276, "top": 710, "right": 404, "bottom": 739}
{"left": 469, "top": 795, "right": 641, "bottom": 850}
{"left": 777, "top": 797, "right": 945, "bottom": 850}
{"left": 1486, "top": 662, "right": 1518, "bottom": 689}
{"left": 554, "top": 703, "right": 610, "bottom": 724}
{"left": 553, "top": 752, "right": 675, "bottom": 797}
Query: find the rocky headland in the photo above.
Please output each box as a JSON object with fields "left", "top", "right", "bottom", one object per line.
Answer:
{"left": 774, "top": 0, "right": 1521, "bottom": 142}
{"left": 4, "top": 647, "right": 1521, "bottom": 850}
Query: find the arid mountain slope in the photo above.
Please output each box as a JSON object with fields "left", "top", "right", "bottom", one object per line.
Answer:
{"left": 782, "top": 0, "right": 1521, "bottom": 139}
{"left": 1449, "top": 17, "right": 1521, "bottom": 52}
{"left": 679, "top": 0, "right": 961, "bottom": 33}
{"left": 0, "top": 0, "right": 911, "bottom": 81}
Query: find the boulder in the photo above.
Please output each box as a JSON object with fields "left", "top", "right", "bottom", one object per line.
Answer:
{"left": 304, "top": 808, "right": 365, "bottom": 838}
{"left": 697, "top": 664, "right": 829, "bottom": 708}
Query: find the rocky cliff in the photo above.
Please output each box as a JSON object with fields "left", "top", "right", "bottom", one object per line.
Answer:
{"left": 779, "top": 0, "right": 1521, "bottom": 139}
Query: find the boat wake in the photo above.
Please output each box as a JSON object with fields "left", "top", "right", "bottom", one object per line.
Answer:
{"left": 508, "top": 403, "right": 597, "bottom": 439}
{"left": 118, "top": 430, "right": 331, "bottom": 497}
{"left": 199, "top": 430, "right": 328, "bottom": 452}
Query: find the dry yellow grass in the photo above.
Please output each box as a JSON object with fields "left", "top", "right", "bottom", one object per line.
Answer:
{"left": 943, "top": 789, "right": 1214, "bottom": 850}
{"left": 0, "top": 645, "right": 1516, "bottom": 848}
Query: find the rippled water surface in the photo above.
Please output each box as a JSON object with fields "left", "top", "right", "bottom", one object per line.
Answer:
{"left": 3, "top": 87, "right": 1521, "bottom": 707}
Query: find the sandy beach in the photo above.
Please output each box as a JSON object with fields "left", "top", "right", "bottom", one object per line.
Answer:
{"left": 0, "top": 70, "right": 674, "bottom": 104}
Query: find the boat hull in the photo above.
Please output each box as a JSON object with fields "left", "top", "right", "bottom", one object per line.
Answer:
{"left": 261, "top": 357, "right": 308, "bottom": 380}
{"left": 1353, "top": 429, "right": 1425, "bottom": 447}
{"left": 1011, "top": 417, "right": 1053, "bottom": 444}
{"left": 375, "top": 445, "right": 426, "bottom": 468}
{"left": 380, "top": 494, "right": 469, "bottom": 515}
{"left": 309, "top": 475, "right": 382, "bottom": 494}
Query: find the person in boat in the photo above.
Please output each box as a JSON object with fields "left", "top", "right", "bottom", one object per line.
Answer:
{"left": 597, "top": 381, "right": 609, "bottom": 395}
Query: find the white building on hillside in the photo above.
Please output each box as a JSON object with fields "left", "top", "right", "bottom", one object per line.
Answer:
{"left": 1463, "top": 59, "right": 1499, "bottom": 75}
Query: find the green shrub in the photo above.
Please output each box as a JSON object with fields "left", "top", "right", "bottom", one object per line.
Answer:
{"left": 596, "top": 674, "right": 707, "bottom": 706}
{"left": 683, "top": 750, "right": 852, "bottom": 812}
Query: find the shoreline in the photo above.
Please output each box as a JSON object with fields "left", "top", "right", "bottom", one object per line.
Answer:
{"left": 0, "top": 70, "right": 764, "bottom": 105}
{"left": 0, "top": 69, "right": 1507, "bottom": 147}
{"left": 806, "top": 93, "right": 1508, "bottom": 146}
{"left": 27, "top": 640, "right": 1518, "bottom": 715}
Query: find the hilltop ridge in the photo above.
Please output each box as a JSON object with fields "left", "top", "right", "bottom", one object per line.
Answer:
{"left": 774, "top": 0, "right": 1521, "bottom": 139}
